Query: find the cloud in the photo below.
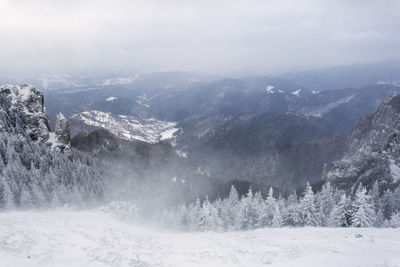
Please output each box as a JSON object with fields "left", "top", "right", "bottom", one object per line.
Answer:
{"left": 0, "top": 0, "right": 399, "bottom": 75}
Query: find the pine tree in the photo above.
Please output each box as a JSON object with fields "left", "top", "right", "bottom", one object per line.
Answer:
{"left": 317, "top": 183, "right": 334, "bottom": 226}
{"left": 221, "top": 185, "right": 241, "bottom": 230}
{"left": 240, "top": 188, "right": 258, "bottom": 230}
{"left": 198, "top": 197, "right": 222, "bottom": 231}
{"left": 19, "top": 184, "right": 34, "bottom": 208}
{"left": 0, "top": 174, "right": 14, "bottom": 209}
{"left": 253, "top": 191, "right": 266, "bottom": 228}
{"left": 186, "top": 198, "right": 201, "bottom": 231}
{"left": 369, "top": 181, "right": 384, "bottom": 226}
{"left": 285, "top": 192, "right": 302, "bottom": 226}
{"left": 299, "top": 182, "right": 318, "bottom": 226}
{"left": 271, "top": 203, "right": 283, "bottom": 227}
{"left": 388, "top": 212, "right": 400, "bottom": 228}
{"left": 351, "top": 187, "right": 376, "bottom": 227}
{"left": 329, "top": 194, "right": 350, "bottom": 227}
{"left": 262, "top": 187, "right": 276, "bottom": 227}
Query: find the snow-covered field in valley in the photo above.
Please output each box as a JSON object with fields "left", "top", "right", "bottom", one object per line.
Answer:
{"left": 0, "top": 210, "right": 399, "bottom": 267}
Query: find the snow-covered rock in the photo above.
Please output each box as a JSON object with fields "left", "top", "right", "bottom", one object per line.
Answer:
{"left": 52, "top": 113, "right": 71, "bottom": 153}
{"left": 291, "top": 89, "right": 301, "bottom": 96}
{"left": 266, "top": 85, "right": 274, "bottom": 94}
{"left": 71, "top": 110, "right": 179, "bottom": 143}
{"left": 105, "top": 96, "right": 118, "bottom": 102}
{"left": 324, "top": 94, "right": 400, "bottom": 190}
{"left": 0, "top": 84, "right": 72, "bottom": 154}
{"left": 0, "top": 84, "right": 50, "bottom": 142}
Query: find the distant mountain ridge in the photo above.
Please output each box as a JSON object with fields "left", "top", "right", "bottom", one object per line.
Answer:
{"left": 283, "top": 59, "right": 400, "bottom": 91}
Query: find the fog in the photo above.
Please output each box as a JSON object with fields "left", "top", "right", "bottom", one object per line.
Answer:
{"left": 1, "top": 0, "right": 400, "bottom": 76}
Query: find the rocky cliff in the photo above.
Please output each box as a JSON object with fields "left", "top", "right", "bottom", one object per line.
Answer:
{"left": 0, "top": 84, "right": 71, "bottom": 153}
{"left": 324, "top": 94, "right": 400, "bottom": 192}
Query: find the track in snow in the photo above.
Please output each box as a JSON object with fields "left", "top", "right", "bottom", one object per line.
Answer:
{"left": 0, "top": 210, "right": 399, "bottom": 267}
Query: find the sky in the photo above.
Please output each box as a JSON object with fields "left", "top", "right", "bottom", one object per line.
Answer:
{"left": 0, "top": 0, "right": 400, "bottom": 76}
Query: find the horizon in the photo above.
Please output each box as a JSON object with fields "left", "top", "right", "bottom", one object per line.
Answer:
{"left": 2, "top": 58, "right": 400, "bottom": 80}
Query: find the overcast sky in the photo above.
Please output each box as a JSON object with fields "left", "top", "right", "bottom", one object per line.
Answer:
{"left": 1, "top": 0, "right": 400, "bottom": 76}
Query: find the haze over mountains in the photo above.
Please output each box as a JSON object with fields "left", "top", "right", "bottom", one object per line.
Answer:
{"left": 2, "top": 60, "right": 400, "bottom": 194}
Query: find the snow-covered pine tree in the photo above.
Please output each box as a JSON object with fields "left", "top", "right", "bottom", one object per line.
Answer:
{"left": 271, "top": 202, "right": 283, "bottom": 227}
{"left": 0, "top": 173, "right": 14, "bottom": 209}
{"left": 186, "top": 198, "right": 201, "bottom": 231}
{"left": 381, "top": 189, "right": 394, "bottom": 220}
{"left": 198, "top": 197, "right": 222, "bottom": 231}
{"left": 240, "top": 188, "right": 258, "bottom": 230}
{"left": 328, "top": 194, "right": 350, "bottom": 227}
{"left": 253, "top": 191, "right": 266, "bottom": 228}
{"left": 369, "top": 181, "right": 384, "bottom": 226}
{"left": 262, "top": 187, "right": 276, "bottom": 227}
{"left": 19, "top": 184, "right": 35, "bottom": 208}
{"left": 299, "top": 182, "right": 318, "bottom": 226}
{"left": 351, "top": 186, "right": 376, "bottom": 227}
{"left": 221, "top": 185, "right": 241, "bottom": 230}
{"left": 316, "top": 183, "right": 334, "bottom": 226}
{"left": 388, "top": 212, "right": 400, "bottom": 228}
{"left": 284, "top": 191, "right": 302, "bottom": 226}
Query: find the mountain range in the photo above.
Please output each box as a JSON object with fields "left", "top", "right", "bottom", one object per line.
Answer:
{"left": 2, "top": 60, "right": 400, "bottom": 194}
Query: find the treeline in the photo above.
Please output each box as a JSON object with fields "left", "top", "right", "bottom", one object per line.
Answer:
{"left": 0, "top": 132, "right": 105, "bottom": 208}
{"left": 161, "top": 182, "right": 400, "bottom": 231}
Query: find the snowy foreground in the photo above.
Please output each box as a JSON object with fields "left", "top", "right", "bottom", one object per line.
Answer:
{"left": 0, "top": 210, "right": 399, "bottom": 267}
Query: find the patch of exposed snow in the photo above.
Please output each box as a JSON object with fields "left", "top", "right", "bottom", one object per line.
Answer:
{"left": 196, "top": 166, "right": 210, "bottom": 177}
{"left": 105, "top": 96, "right": 118, "bottom": 102}
{"left": 286, "top": 112, "right": 306, "bottom": 119}
{"left": 137, "top": 101, "right": 150, "bottom": 108}
{"left": 266, "top": 85, "right": 275, "bottom": 94}
{"left": 291, "top": 89, "right": 301, "bottom": 96}
{"left": 278, "top": 89, "right": 285, "bottom": 93}
{"left": 101, "top": 75, "right": 138, "bottom": 86}
{"left": 160, "top": 127, "right": 179, "bottom": 140}
{"left": 71, "top": 110, "right": 178, "bottom": 143}
{"left": 136, "top": 94, "right": 151, "bottom": 108}
{"left": 175, "top": 150, "right": 187, "bottom": 158}
{"left": 312, "top": 90, "right": 319, "bottom": 94}
{"left": 298, "top": 94, "right": 355, "bottom": 118}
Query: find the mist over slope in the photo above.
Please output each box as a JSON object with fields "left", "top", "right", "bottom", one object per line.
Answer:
{"left": 5, "top": 61, "right": 400, "bottom": 195}
{"left": 0, "top": 84, "right": 242, "bottom": 211}
{"left": 3, "top": 60, "right": 400, "bottom": 211}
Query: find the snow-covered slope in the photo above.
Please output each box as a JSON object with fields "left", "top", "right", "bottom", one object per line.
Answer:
{"left": 297, "top": 94, "right": 355, "bottom": 117}
{"left": 100, "top": 75, "right": 138, "bottom": 86}
{"left": 71, "top": 110, "right": 179, "bottom": 143}
{"left": 0, "top": 209, "right": 399, "bottom": 267}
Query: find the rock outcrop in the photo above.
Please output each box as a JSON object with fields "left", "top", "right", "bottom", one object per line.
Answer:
{"left": 324, "top": 94, "right": 400, "bottom": 192}
{"left": 52, "top": 113, "right": 71, "bottom": 154}
{"left": 0, "top": 84, "right": 51, "bottom": 142}
{"left": 0, "top": 84, "right": 71, "bottom": 154}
